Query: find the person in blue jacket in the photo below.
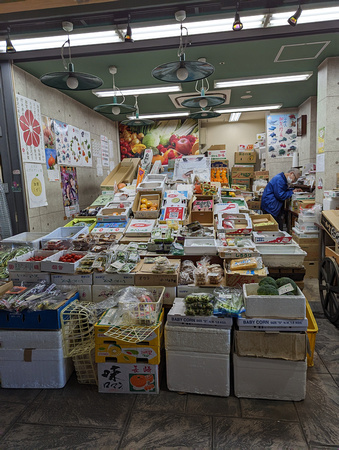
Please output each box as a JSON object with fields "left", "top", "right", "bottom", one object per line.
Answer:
{"left": 261, "top": 169, "right": 302, "bottom": 230}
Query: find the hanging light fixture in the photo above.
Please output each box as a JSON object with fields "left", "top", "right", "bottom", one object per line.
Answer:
{"left": 93, "top": 66, "right": 136, "bottom": 116}
{"left": 189, "top": 109, "right": 221, "bottom": 119}
{"left": 152, "top": 10, "right": 214, "bottom": 83}
{"left": 121, "top": 96, "right": 154, "bottom": 126}
{"left": 288, "top": 3, "right": 302, "bottom": 26}
{"left": 232, "top": 2, "right": 243, "bottom": 31}
{"left": 40, "top": 22, "right": 103, "bottom": 91}
{"left": 124, "top": 14, "right": 133, "bottom": 42}
{"left": 6, "top": 27, "right": 16, "bottom": 53}
{"left": 182, "top": 76, "right": 225, "bottom": 109}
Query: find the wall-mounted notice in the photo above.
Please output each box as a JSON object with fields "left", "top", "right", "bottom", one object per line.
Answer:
{"left": 60, "top": 166, "right": 80, "bottom": 218}
{"left": 91, "top": 139, "right": 100, "bottom": 157}
{"left": 316, "top": 153, "right": 325, "bottom": 173}
{"left": 25, "top": 163, "right": 48, "bottom": 208}
{"left": 80, "top": 130, "right": 92, "bottom": 167}
{"left": 54, "top": 120, "right": 71, "bottom": 165}
{"left": 267, "top": 113, "right": 297, "bottom": 158}
{"left": 42, "top": 115, "right": 55, "bottom": 150}
{"left": 16, "top": 95, "right": 45, "bottom": 163}
{"left": 101, "top": 135, "right": 109, "bottom": 167}
{"left": 45, "top": 147, "right": 59, "bottom": 182}
{"left": 318, "top": 127, "right": 325, "bottom": 154}
{"left": 69, "top": 125, "right": 82, "bottom": 166}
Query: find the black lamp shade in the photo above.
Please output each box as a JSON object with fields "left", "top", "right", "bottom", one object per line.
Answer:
{"left": 233, "top": 12, "right": 243, "bottom": 31}
{"left": 288, "top": 5, "right": 302, "bottom": 26}
{"left": 152, "top": 60, "right": 214, "bottom": 83}
{"left": 6, "top": 37, "right": 16, "bottom": 53}
{"left": 182, "top": 95, "right": 225, "bottom": 109}
{"left": 94, "top": 103, "right": 136, "bottom": 114}
{"left": 189, "top": 110, "right": 221, "bottom": 119}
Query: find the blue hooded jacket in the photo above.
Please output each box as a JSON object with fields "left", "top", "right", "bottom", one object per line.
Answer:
{"left": 260, "top": 172, "right": 294, "bottom": 217}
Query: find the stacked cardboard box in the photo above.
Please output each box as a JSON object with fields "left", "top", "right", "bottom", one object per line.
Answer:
{"left": 292, "top": 234, "right": 320, "bottom": 279}
{"left": 232, "top": 149, "right": 257, "bottom": 190}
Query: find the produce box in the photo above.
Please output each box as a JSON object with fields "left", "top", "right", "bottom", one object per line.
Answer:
{"left": 225, "top": 268, "right": 268, "bottom": 287}
{"left": 214, "top": 203, "right": 239, "bottom": 215}
{"left": 243, "top": 283, "right": 306, "bottom": 319}
{"left": 231, "top": 166, "right": 254, "bottom": 178}
{"left": 247, "top": 200, "right": 261, "bottom": 210}
{"left": 184, "top": 238, "right": 218, "bottom": 255}
{"left": 321, "top": 210, "right": 339, "bottom": 245}
{"left": 190, "top": 195, "right": 214, "bottom": 225}
{"left": 231, "top": 177, "right": 251, "bottom": 190}
{"left": 125, "top": 219, "right": 156, "bottom": 237}
{"left": 291, "top": 199, "right": 315, "bottom": 213}
{"left": 7, "top": 250, "right": 58, "bottom": 273}
{"left": 10, "top": 272, "right": 51, "bottom": 284}
{"left": 41, "top": 251, "right": 87, "bottom": 274}
{"left": 216, "top": 213, "right": 252, "bottom": 234}
{"left": 96, "top": 206, "right": 131, "bottom": 222}
{"left": 92, "top": 221, "right": 126, "bottom": 235}
{"left": 41, "top": 226, "right": 88, "bottom": 248}
{"left": 236, "top": 315, "right": 308, "bottom": 332}
{"left": 295, "top": 221, "right": 318, "bottom": 233}
{"left": 90, "top": 193, "right": 116, "bottom": 207}
{"left": 253, "top": 231, "right": 292, "bottom": 244}
{"left": 258, "top": 244, "right": 307, "bottom": 268}
{"left": 51, "top": 273, "right": 93, "bottom": 285}
{"left": 100, "top": 158, "right": 140, "bottom": 189}
{"left": 97, "top": 362, "right": 160, "bottom": 394}
{"left": 2, "top": 232, "right": 47, "bottom": 250}
{"left": 234, "top": 151, "right": 257, "bottom": 164}
{"left": 251, "top": 214, "right": 279, "bottom": 232}
{"left": 134, "top": 259, "right": 180, "bottom": 287}
{"left": 163, "top": 190, "right": 187, "bottom": 207}
{"left": 0, "top": 291, "right": 79, "bottom": 330}
{"left": 64, "top": 218, "right": 97, "bottom": 231}
{"left": 254, "top": 171, "right": 269, "bottom": 180}
{"left": 0, "top": 281, "right": 13, "bottom": 296}
{"left": 234, "top": 330, "right": 307, "bottom": 361}
{"left": 133, "top": 192, "right": 161, "bottom": 219}
{"left": 95, "top": 339, "right": 162, "bottom": 364}
{"left": 304, "top": 261, "right": 319, "bottom": 278}
{"left": 92, "top": 284, "right": 126, "bottom": 303}
{"left": 92, "top": 262, "right": 141, "bottom": 285}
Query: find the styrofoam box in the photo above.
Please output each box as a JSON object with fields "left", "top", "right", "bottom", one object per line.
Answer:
{"left": 243, "top": 284, "right": 306, "bottom": 319}
{"left": 0, "top": 329, "right": 63, "bottom": 349}
{"left": 0, "top": 348, "right": 73, "bottom": 388}
{"left": 51, "top": 273, "right": 93, "bottom": 285}
{"left": 167, "top": 298, "right": 233, "bottom": 329}
{"left": 10, "top": 271, "right": 51, "bottom": 284}
{"left": 7, "top": 250, "right": 58, "bottom": 273}
{"left": 165, "top": 323, "right": 231, "bottom": 354}
{"left": 184, "top": 238, "right": 218, "bottom": 255}
{"left": 93, "top": 271, "right": 135, "bottom": 285}
{"left": 237, "top": 316, "right": 308, "bottom": 332}
{"left": 2, "top": 232, "right": 47, "bottom": 250}
{"left": 166, "top": 350, "right": 230, "bottom": 397}
{"left": 233, "top": 354, "right": 307, "bottom": 401}
{"left": 92, "top": 285, "right": 126, "bottom": 303}
{"left": 252, "top": 231, "right": 292, "bottom": 244}
{"left": 177, "top": 285, "right": 216, "bottom": 297}
{"left": 258, "top": 244, "right": 307, "bottom": 268}
{"left": 57, "top": 284, "right": 92, "bottom": 303}
{"left": 41, "top": 251, "right": 87, "bottom": 274}
{"left": 163, "top": 286, "right": 177, "bottom": 306}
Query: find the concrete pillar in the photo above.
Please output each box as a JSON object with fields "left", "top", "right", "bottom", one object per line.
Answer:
{"left": 315, "top": 57, "right": 339, "bottom": 203}
{"left": 298, "top": 96, "right": 317, "bottom": 171}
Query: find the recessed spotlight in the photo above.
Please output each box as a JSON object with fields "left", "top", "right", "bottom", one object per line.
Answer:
{"left": 241, "top": 94, "right": 253, "bottom": 99}
{"left": 246, "top": 90, "right": 251, "bottom": 93}
{"left": 219, "top": 62, "right": 225, "bottom": 65}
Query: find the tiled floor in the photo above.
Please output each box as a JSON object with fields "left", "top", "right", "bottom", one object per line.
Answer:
{"left": 1, "top": 279, "right": 339, "bottom": 450}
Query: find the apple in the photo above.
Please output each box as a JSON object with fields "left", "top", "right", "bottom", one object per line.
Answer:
{"left": 176, "top": 137, "right": 192, "bottom": 155}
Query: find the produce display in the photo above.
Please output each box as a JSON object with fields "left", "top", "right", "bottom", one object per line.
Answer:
{"left": 0, "top": 246, "right": 31, "bottom": 278}
{"left": 184, "top": 293, "right": 214, "bottom": 316}
{"left": 59, "top": 253, "right": 84, "bottom": 263}
{"left": 258, "top": 277, "right": 299, "bottom": 295}
{"left": 139, "top": 197, "right": 158, "bottom": 211}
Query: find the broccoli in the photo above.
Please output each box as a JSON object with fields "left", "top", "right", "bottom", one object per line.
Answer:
{"left": 259, "top": 277, "right": 278, "bottom": 288}
{"left": 276, "top": 277, "right": 298, "bottom": 295}
{"left": 257, "top": 285, "right": 279, "bottom": 296}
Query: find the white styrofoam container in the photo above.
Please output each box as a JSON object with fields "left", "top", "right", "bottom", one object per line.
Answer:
{"left": 2, "top": 232, "right": 47, "bottom": 250}
{"left": 0, "top": 329, "right": 63, "bottom": 349}
{"left": 93, "top": 271, "right": 136, "bottom": 285}
{"left": 92, "top": 284, "right": 126, "bottom": 303}
{"left": 137, "top": 179, "right": 166, "bottom": 192}
{"left": 292, "top": 227, "right": 319, "bottom": 239}
{"left": 9, "top": 271, "right": 51, "bottom": 284}
{"left": 295, "top": 221, "right": 318, "bottom": 233}
{"left": 166, "top": 350, "right": 230, "bottom": 397}
{"left": 243, "top": 284, "right": 306, "bottom": 319}
{"left": 57, "top": 284, "right": 92, "bottom": 303}
{"left": 40, "top": 251, "right": 87, "bottom": 274}
{"left": 41, "top": 226, "right": 88, "bottom": 246}
{"left": 165, "top": 323, "right": 231, "bottom": 354}
{"left": 0, "top": 348, "right": 73, "bottom": 388}
{"left": 7, "top": 250, "right": 58, "bottom": 272}
{"left": 184, "top": 238, "right": 217, "bottom": 255}
{"left": 257, "top": 244, "right": 307, "bottom": 268}
{"left": 237, "top": 316, "right": 308, "bottom": 332}
{"left": 163, "top": 286, "right": 177, "bottom": 306}
{"left": 176, "top": 285, "right": 216, "bottom": 298}
{"left": 252, "top": 231, "right": 292, "bottom": 244}
{"left": 233, "top": 354, "right": 307, "bottom": 401}
{"left": 51, "top": 273, "right": 93, "bottom": 285}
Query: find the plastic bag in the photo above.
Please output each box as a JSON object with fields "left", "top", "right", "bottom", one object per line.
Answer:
{"left": 213, "top": 286, "right": 245, "bottom": 317}
{"left": 112, "top": 287, "right": 157, "bottom": 325}
{"left": 179, "top": 259, "right": 195, "bottom": 285}
{"left": 230, "top": 257, "right": 263, "bottom": 271}
{"left": 184, "top": 292, "right": 215, "bottom": 316}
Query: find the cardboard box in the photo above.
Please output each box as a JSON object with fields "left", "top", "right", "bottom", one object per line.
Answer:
{"left": 234, "top": 330, "right": 307, "bottom": 361}
{"left": 176, "top": 285, "right": 216, "bottom": 298}
{"left": 321, "top": 210, "right": 339, "bottom": 245}
{"left": 100, "top": 158, "right": 140, "bottom": 190}
{"left": 254, "top": 171, "right": 269, "bottom": 180}
{"left": 10, "top": 272, "right": 51, "bottom": 284}
{"left": 92, "top": 284, "right": 126, "bottom": 303}
{"left": 51, "top": 273, "right": 93, "bottom": 285}
{"left": 237, "top": 316, "right": 308, "bottom": 332}
{"left": 231, "top": 178, "right": 251, "bottom": 190}
{"left": 297, "top": 243, "right": 320, "bottom": 261}
{"left": 134, "top": 259, "right": 180, "bottom": 287}
{"left": 292, "top": 199, "right": 315, "bottom": 213}
{"left": 132, "top": 192, "right": 161, "bottom": 219}
{"left": 225, "top": 268, "right": 268, "bottom": 287}
{"left": 92, "top": 262, "right": 141, "bottom": 285}
{"left": 231, "top": 166, "right": 254, "bottom": 178}
{"left": 233, "top": 354, "right": 307, "bottom": 401}
{"left": 253, "top": 231, "right": 292, "bottom": 244}
{"left": 190, "top": 195, "right": 214, "bottom": 225}
{"left": 304, "top": 261, "right": 319, "bottom": 278}
{"left": 95, "top": 339, "right": 162, "bottom": 364}
{"left": 162, "top": 286, "right": 177, "bottom": 306}
{"left": 0, "top": 281, "right": 13, "bottom": 297}
{"left": 125, "top": 218, "right": 156, "bottom": 237}
{"left": 251, "top": 214, "right": 279, "bottom": 232}
{"left": 234, "top": 151, "right": 257, "bottom": 164}
{"left": 210, "top": 159, "right": 229, "bottom": 168}
{"left": 247, "top": 200, "right": 261, "bottom": 210}
{"left": 97, "top": 362, "right": 160, "bottom": 394}
{"left": 216, "top": 212, "right": 252, "bottom": 234}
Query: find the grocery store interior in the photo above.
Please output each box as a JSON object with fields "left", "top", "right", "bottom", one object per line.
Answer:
{"left": 0, "top": 0, "right": 339, "bottom": 449}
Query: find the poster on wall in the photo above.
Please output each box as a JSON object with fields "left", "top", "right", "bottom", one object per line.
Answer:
{"left": 267, "top": 114, "right": 297, "bottom": 158}
{"left": 54, "top": 120, "right": 71, "bottom": 165}
{"left": 119, "top": 118, "right": 199, "bottom": 165}
{"left": 42, "top": 115, "right": 55, "bottom": 150}
{"left": 318, "top": 127, "right": 325, "bottom": 154}
{"left": 45, "top": 148, "right": 59, "bottom": 182}
{"left": 60, "top": 166, "right": 80, "bottom": 218}
{"left": 25, "top": 163, "right": 48, "bottom": 208}
{"left": 16, "top": 95, "right": 45, "bottom": 163}
{"left": 101, "top": 135, "right": 109, "bottom": 167}
{"left": 80, "top": 130, "right": 92, "bottom": 167}
{"left": 69, "top": 125, "right": 82, "bottom": 166}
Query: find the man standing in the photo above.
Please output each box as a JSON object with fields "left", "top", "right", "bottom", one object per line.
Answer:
{"left": 261, "top": 169, "right": 302, "bottom": 230}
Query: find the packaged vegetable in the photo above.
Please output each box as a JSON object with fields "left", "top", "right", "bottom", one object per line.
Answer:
{"left": 230, "top": 257, "right": 262, "bottom": 271}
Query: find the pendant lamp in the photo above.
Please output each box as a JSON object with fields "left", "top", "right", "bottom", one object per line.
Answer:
{"left": 121, "top": 96, "right": 154, "bottom": 126}
{"left": 182, "top": 77, "right": 225, "bottom": 109}
{"left": 40, "top": 22, "right": 103, "bottom": 91}
{"left": 93, "top": 66, "right": 136, "bottom": 116}
{"left": 189, "top": 109, "right": 221, "bottom": 119}
{"left": 152, "top": 10, "right": 214, "bottom": 83}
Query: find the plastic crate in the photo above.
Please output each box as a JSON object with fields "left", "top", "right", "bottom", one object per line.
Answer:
{"left": 306, "top": 299, "right": 318, "bottom": 367}
{"left": 73, "top": 348, "right": 97, "bottom": 385}
{"left": 64, "top": 218, "right": 97, "bottom": 232}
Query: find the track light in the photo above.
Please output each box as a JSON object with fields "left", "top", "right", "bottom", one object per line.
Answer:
{"left": 232, "top": 2, "right": 243, "bottom": 31}
{"left": 288, "top": 4, "right": 302, "bottom": 26}
{"left": 6, "top": 27, "right": 16, "bottom": 53}
{"left": 125, "top": 14, "right": 133, "bottom": 42}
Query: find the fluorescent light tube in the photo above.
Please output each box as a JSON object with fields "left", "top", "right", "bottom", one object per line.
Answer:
{"left": 229, "top": 113, "right": 241, "bottom": 122}
{"left": 93, "top": 84, "right": 182, "bottom": 98}
{"left": 214, "top": 72, "right": 313, "bottom": 88}
{"left": 216, "top": 104, "right": 282, "bottom": 113}
{"left": 127, "top": 112, "right": 190, "bottom": 119}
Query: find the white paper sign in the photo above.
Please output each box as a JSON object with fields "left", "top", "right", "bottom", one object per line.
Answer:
{"left": 101, "top": 135, "right": 109, "bottom": 167}
{"left": 16, "top": 95, "right": 45, "bottom": 163}
{"left": 109, "top": 139, "right": 114, "bottom": 160}
{"left": 316, "top": 153, "right": 325, "bottom": 173}
{"left": 278, "top": 283, "right": 294, "bottom": 295}
{"left": 47, "top": 169, "right": 60, "bottom": 182}
{"left": 25, "top": 163, "right": 48, "bottom": 208}
{"left": 92, "top": 139, "right": 101, "bottom": 157}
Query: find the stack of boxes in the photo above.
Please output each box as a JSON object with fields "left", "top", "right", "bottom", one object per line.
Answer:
{"left": 231, "top": 146, "right": 257, "bottom": 191}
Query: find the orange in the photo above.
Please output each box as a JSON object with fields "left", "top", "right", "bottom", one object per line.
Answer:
{"left": 140, "top": 205, "right": 147, "bottom": 210}
{"left": 149, "top": 206, "right": 157, "bottom": 211}
{"left": 141, "top": 198, "right": 147, "bottom": 204}
{"left": 146, "top": 201, "right": 153, "bottom": 208}
{"left": 130, "top": 375, "right": 147, "bottom": 388}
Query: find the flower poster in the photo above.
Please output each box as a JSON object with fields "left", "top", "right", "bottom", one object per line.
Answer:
{"left": 267, "top": 113, "right": 298, "bottom": 158}
{"left": 25, "top": 163, "right": 48, "bottom": 208}
{"left": 60, "top": 166, "right": 80, "bottom": 218}
{"left": 16, "top": 95, "right": 45, "bottom": 163}
{"left": 54, "top": 120, "right": 71, "bottom": 165}
{"left": 80, "top": 130, "right": 92, "bottom": 167}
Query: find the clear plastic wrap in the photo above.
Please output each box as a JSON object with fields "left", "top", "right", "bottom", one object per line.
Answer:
{"left": 112, "top": 287, "right": 158, "bottom": 325}
{"left": 184, "top": 292, "right": 215, "bottom": 316}
{"left": 229, "top": 257, "right": 263, "bottom": 271}
{"left": 152, "top": 256, "right": 178, "bottom": 274}
{"left": 179, "top": 260, "right": 195, "bottom": 285}
{"left": 213, "top": 286, "right": 245, "bottom": 317}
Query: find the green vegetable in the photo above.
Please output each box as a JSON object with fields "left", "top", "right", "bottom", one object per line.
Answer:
{"left": 142, "top": 133, "right": 160, "bottom": 148}
{"left": 257, "top": 285, "right": 279, "bottom": 296}
{"left": 259, "top": 277, "right": 278, "bottom": 288}
{"left": 276, "top": 277, "right": 298, "bottom": 295}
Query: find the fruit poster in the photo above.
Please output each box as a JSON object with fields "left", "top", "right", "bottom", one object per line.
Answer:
{"left": 24, "top": 163, "right": 48, "bottom": 209}
{"left": 119, "top": 118, "right": 199, "bottom": 165}
{"left": 16, "top": 95, "right": 45, "bottom": 163}
{"left": 42, "top": 115, "right": 55, "bottom": 150}
{"left": 60, "top": 166, "right": 80, "bottom": 218}
{"left": 267, "top": 114, "right": 297, "bottom": 158}
{"left": 80, "top": 130, "right": 92, "bottom": 167}
{"left": 54, "top": 120, "right": 71, "bottom": 165}
{"left": 69, "top": 125, "right": 82, "bottom": 166}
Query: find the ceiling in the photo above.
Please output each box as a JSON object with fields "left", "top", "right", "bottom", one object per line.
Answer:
{"left": 1, "top": 0, "right": 339, "bottom": 122}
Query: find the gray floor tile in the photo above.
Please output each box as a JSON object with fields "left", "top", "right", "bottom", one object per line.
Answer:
{"left": 120, "top": 411, "right": 212, "bottom": 449}
{"left": 296, "top": 372, "right": 339, "bottom": 447}
{"left": 307, "top": 351, "right": 330, "bottom": 375}
{"left": 134, "top": 388, "right": 186, "bottom": 413}
{"left": 332, "top": 373, "right": 339, "bottom": 388}
{"left": 303, "top": 279, "right": 320, "bottom": 302}
{"left": 18, "top": 378, "right": 135, "bottom": 429}
{"left": 214, "top": 417, "right": 307, "bottom": 449}
{"left": 0, "top": 402, "right": 27, "bottom": 437}
{"left": 1, "top": 423, "right": 121, "bottom": 449}
{"left": 240, "top": 398, "right": 299, "bottom": 421}
{"left": 186, "top": 394, "right": 241, "bottom": 417}
{"left": 315, "top": 340, "right": 339, "bottom": 374}
{"left": 310, "top": 447, "right": 339, "bottom": 450}
{"left": 0, "top": 388, "right": 42, "bottom": 404}
{"left": 316, "top": 319, "right": 339, "bottom": 342}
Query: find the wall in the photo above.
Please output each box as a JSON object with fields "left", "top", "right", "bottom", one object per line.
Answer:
{"left": 297, "top": 96, "right": 317, "bottom": 170}
{"left": 200, "top": 118, "right": 265, "bottom": 169}
{"left": 13, "top": 66, "right": 120, "bottom": 232}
